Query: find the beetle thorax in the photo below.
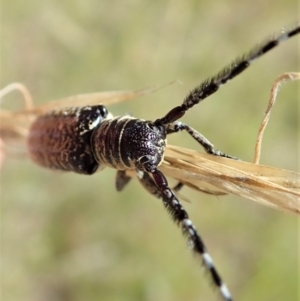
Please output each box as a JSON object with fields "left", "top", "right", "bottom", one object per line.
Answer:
{"left": 91, "top": 116, "right": 167, "bottom": 171}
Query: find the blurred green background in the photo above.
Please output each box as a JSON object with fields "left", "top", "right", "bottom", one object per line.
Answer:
{"left": 1, "top": 1, "right": 299, "bottom": 301}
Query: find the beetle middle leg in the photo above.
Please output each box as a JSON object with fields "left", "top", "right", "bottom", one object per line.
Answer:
{"left": 166, "top": 122, "right": 237, "bottom": 159}
{"left": 116, "top": 170, "right": 132, "bottom": 191}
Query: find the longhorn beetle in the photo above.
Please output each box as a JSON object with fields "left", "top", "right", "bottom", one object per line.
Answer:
{"left": 13, "top": 24, "right": 300, "bottom": 301}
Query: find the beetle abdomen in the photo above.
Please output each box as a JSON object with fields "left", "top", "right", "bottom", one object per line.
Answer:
{"left": 27, "top": 105, "right": 107, "bottom": 174}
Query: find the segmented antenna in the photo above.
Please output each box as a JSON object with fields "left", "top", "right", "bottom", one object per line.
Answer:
{"left": 183, "top": 24, "right": 300, "bottom": 110}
